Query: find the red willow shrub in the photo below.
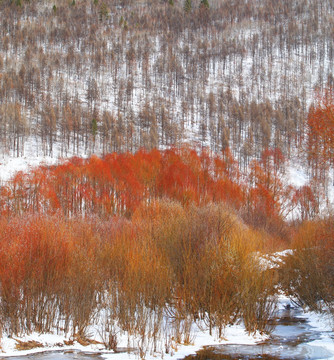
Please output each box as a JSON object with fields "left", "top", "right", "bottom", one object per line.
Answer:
{"left": 0, "top": 202, "right": 278, "bottom": 340}
{"left": 0, "top": 146, "right": 301, "bottom": 228}
{"left": 307, "top": 88, "right": 334, "bottom": 183}
{"left": 0, "top": 215, "right": 104, "bottom": 335}
{"left": 280, "top": 216, "right": 334, "bottom": 312}
{"left": 1, "top": 147, "right": 245, "bottom": 217}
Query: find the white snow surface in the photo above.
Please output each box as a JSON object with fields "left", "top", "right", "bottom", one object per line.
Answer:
{"left": 0, "top": 320, "right": 267, "bottom": 358}
{"left": 0, "top": 156, "right": 61, "bottom": 183}
{"left": 286, "top": 162, "right": 309, "bottom": 188}
{"left": 304, "top": 312, "right": 334, "bottom": 360}
{"left": 258, "top": 249, "right": 294, "bottom": 270}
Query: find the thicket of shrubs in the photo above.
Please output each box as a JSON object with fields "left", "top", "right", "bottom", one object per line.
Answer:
{"left": 0, "top": 148, "right": 333, "bottom": 354}
{"left": 0, "top": 147, "right": 305, "bottom": 237}
{"left": 0, "top": 201, "right": 278, "bottom": 353}
{"left": 280, "top": 216, "right": 334, "bottom": 315}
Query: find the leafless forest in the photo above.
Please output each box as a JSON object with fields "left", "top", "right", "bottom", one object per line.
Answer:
{"left": 0, "top": 0, "right": 333, "bottom": 164}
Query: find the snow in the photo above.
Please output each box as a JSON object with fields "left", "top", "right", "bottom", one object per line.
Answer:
{"left": 306, "top": 312, "right": 334, "bottom": 340}
{"left": 100, "top": 321, "right": 267, "bottom": 360}
{"left": 286, "top": 163, "right": 309, "bottom": 188}
{"left": 0, "top": 156, "right": 61, "bottom": 183}
{"left": 258, "top": 249, "right": 294, "bottom": 270}
{"left": 295, "top": 303, "right": 334, "bottom": 360}
{"left": 0, "top": 322, "right": 267, "bottom": 359}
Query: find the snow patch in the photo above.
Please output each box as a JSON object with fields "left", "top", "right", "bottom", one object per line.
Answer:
{"left": 0, "top": 156, "right": 61, "bottom": 183}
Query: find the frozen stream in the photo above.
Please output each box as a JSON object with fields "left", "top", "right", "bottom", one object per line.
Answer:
{"left": 183, "top": 304, "right": 334, "bottom": 360}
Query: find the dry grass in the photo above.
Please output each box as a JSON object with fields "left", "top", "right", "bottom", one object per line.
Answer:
{"left": 14, "top": 339, "right": 43, "bottom": 351}
{"left": 73, "top": 334, "right": 103, "bottom": 346}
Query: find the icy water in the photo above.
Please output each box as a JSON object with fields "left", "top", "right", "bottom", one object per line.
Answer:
{"left": 0, "top": 351, "right": 106, "bottom": 360}
{"left": 183, "top": 306, "right": 334, "bottom": 360}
